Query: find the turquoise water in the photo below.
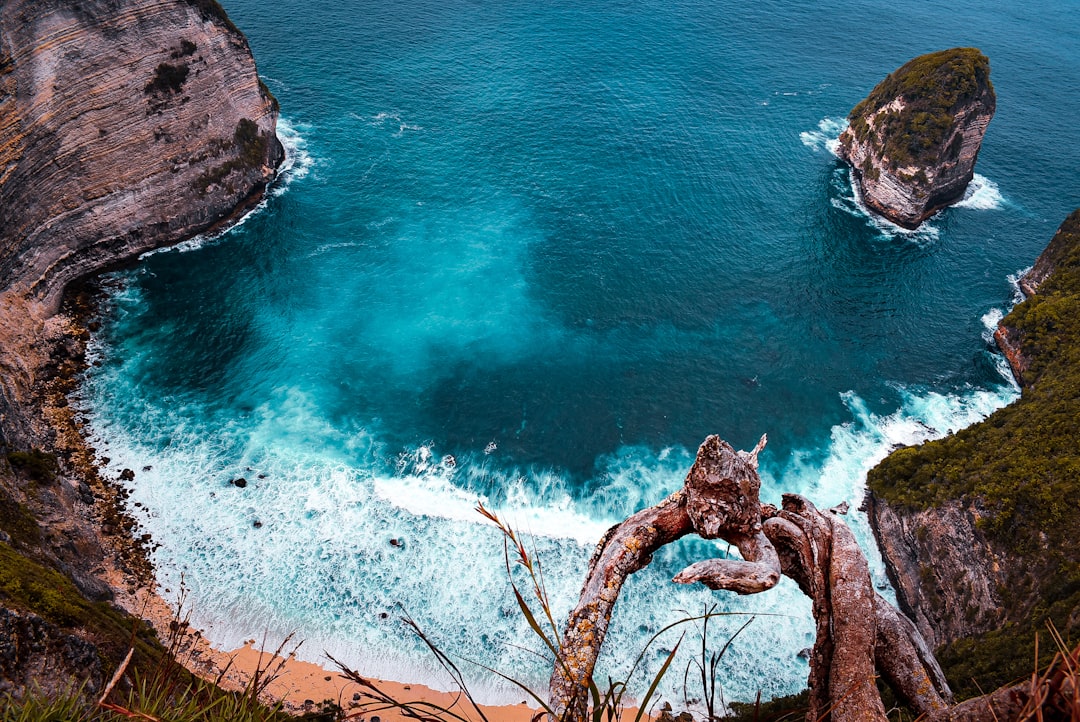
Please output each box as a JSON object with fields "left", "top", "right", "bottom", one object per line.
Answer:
{"left": 83, "top": 0, "right": 1080, "bottom": 705}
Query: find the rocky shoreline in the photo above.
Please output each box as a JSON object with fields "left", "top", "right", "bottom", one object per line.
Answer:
{"left": 0, "top": 0, "right": 284, "bottom": 699}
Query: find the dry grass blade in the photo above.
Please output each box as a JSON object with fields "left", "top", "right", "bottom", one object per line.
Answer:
{"left": 98, "top": 647, "right": 135, "bottom": 706}
{"left": 330, "top": 653, "right": 482, "bottom": 722}
{"left": 96, "top": 702, "right": 164, "bottom": 721}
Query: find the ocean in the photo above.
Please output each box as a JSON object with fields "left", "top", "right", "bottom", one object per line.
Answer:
{"left": 81, "top": 0, "right": 1080, "bottom": 706}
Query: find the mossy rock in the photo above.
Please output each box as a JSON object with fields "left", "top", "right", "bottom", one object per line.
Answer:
{"left": 6, "top": 448, "right": 59, "bottom": 484}
{"left": 849, "top": 48, "right": 994, "bottom": 170}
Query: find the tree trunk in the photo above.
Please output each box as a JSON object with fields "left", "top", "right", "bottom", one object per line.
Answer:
{"left": 548, "top": 435, "right": 952, "bottom": 722}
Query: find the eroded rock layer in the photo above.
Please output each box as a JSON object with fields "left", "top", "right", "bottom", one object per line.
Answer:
{"left": 838, "top": 48, "right": 994, "bottom": 229}
{"left": 0, "top": 0, "right": 283, "bottom": 308}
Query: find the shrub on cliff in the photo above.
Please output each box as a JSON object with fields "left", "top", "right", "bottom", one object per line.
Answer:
{"left": 868, "top": 209, "right": 1080, "bottom": 695}
{"left": 849, "top": 48, "right": 993, "bottom": 169}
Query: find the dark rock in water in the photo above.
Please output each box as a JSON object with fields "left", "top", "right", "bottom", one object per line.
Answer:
{"left": 230, "top": 477, "right": 247, "bottom": 488}
{"left": 142, "top": 465, "right": 152, "bottom": 472}
{"left": 838, "top": 48, "right": 995, "bottom": 229}
{"left": 257, "top": 473, "right": 267, "bottom": 479}
{"left": 119, "top": 468, "right": 135, "bottom": 481}
{"left": 252, "top": 520, "right": 262, "bottom": 528}
{"left": 389, "top": 537, "right": 403, "bottom": 548}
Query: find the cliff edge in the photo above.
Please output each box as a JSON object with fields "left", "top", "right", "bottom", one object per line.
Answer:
{"left": 868, "top": 210, "right": 1080, "bottom": 697}
{"left": 838, "top": 48, "right": 995, "bottom": 230}
{"left": 0, "top": 0, "right": 282, "bottom": 700}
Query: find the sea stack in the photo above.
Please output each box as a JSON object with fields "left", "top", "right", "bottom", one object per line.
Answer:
{"left": 838, "top": 48, "right": 995, "bottom": 230}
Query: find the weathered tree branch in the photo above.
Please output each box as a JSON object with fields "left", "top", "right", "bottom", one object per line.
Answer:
{"left": 547, "top": 491, "right": 694, "bottom": 721}
{"left": 547, "top": 435, "right": 961, "bottom": 722}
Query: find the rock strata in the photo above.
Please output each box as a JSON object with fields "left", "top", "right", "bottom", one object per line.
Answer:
{"left": 838, "top": 48, "right": 995, "bottom": 229}
{"left": 0, "top": 0, "right": 283, "bottom": 309}
{"left": 0, "top": 0, "right": 282, "bottom": 700}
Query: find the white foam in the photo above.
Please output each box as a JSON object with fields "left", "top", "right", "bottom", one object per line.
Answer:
{"left": 954, "top": 173, "right": 1005, "bottom": 210}
{"left": 799, "top": 116, "right": 847, "bottom": 156}
{"left": 831, "top": 167, "right": 942, "bottom": 243}
{"left": 272, "top": 117, "right": 315, "bottom": 193}
{"left": 370, "top": 111, "right": 423, "bottom": 137}
{"left": 78, "top": 368, "right": 1021, "bottom": 709}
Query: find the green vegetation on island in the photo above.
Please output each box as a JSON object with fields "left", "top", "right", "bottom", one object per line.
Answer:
{"left": 868, "top": 210, "right": 1080, "bottom": 696}
{"left": 847, "top": 48, "right": 993, "bottom": 170}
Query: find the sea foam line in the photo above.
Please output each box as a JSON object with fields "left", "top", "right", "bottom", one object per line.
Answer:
{"left": 78, "top": 366, "right": 1021, "bottom": 708}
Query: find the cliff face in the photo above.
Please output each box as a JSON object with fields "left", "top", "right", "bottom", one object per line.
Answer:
{"left": 0, "top": 0, "right": 282, "bottom": 700}
{"left": 0, "top": 0, "right": 283, "bottom": 446}
{"left": 0, "top": 0, "right": 283, "bottom": 308}
{"left": 868, "top": 210, "right": 1080, "bottom": 696}
{"left": 868, "top": 496, "right": 1007, "bottom": 650}
{"left": 838, "top": 48, "right": 995, "bottom": 230}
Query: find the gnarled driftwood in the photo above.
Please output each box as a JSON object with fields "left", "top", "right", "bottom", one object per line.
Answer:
{"left": 548, "top": 435, "right": 953, "bottom": 722}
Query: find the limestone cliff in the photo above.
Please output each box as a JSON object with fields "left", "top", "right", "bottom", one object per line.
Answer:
{"left": 0, "top": 0, "right": 283, "bottom": 446}
{"left": 0, "top": 0, "right": 283, "bottom": 309}
{"left": 838, "top": 48, "right": 995, "bottom": 230}
{"left": 867, "top": 210, "right": 1080, "bottom": 696}
{"left": 0, "top": 0, "right": 282, "bottom": 700}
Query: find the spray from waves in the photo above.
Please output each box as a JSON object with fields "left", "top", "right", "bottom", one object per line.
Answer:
{"left": 272, "top": 118, "right": 315, "bottom": 192}
{"left": 799, "top": 117, "right": 848, "bottom": 156}
{"left": 954, "top": 173, "right": 1005, "bottom": 210}
{"left": 139, "top": 116, "right": 314, "bottom": 259}
{"left": 979, "top": 266, "right": 1029, "bottom": 390}
{"left": 829, "top": 166, "right": 941, "bottom": 242}
{"left": 806, "top": 117, "right": 1004, "bottom": 240}
{"left": 79, "top": 333, "right": 1021, "bottom": 709}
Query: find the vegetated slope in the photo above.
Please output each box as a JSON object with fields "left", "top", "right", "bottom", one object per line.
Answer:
{"left": 868, "top": 210, "right": 1080, "bottom": 696}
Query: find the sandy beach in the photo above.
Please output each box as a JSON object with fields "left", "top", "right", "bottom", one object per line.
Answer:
{"left": 124, "top": 585, "right": 539, "bottom": 722}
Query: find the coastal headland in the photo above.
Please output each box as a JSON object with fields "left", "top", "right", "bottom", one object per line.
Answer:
{"left": 1, "top": 0, "right": 1079, "bottom": 717}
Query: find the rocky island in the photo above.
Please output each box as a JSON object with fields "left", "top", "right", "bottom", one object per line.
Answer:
{"left": 838, "top": 48, "right": 995, "bottom": 229}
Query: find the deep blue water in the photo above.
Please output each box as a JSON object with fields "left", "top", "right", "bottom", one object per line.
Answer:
{"left": 83, "top": 0, "right": 1080, "bottom": 705}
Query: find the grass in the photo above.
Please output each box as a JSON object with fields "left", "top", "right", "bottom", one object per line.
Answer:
{"left": 868, "top": 209, "right": 1080, "bottom": 695}
{"left": 181, "top": 0, "right": 241, "bottom": 36}
{"left": 334, "top": 504, "right": 773, "bottom": 722}
{"left": 848, "top": 48, "right": 993, "bottom": 170}
{"left": 0, "top": 543, "right": 161, "bottom": 664}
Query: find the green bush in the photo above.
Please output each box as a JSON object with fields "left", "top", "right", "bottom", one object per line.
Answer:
{"left": 868, "top": 210, "right": 1080, "bottom": 694}
{"left": 849, "top": 48, "right": 993, "bottom": 170}
{"left": 6, "top": 448, "right": 58, "bottom": 484}
{"left": 144, "top": 62, "right": 190, "bottom": 95}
